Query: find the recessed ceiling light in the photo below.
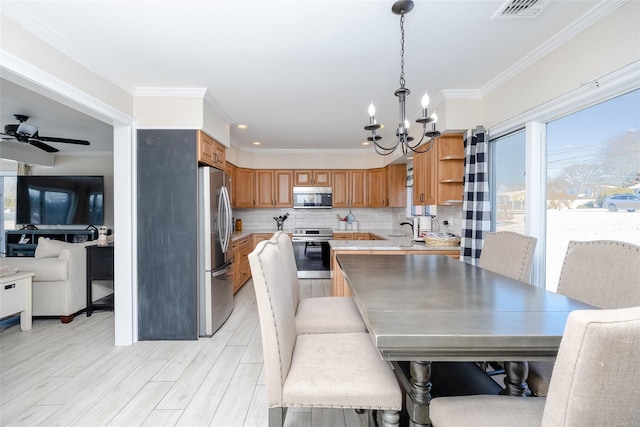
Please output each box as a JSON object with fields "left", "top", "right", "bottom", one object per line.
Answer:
{"left": 252, "top": 141, "right": 261, "bottom": 146}
{"left": 236, "top": 124, "right": 248, "bottom": 130}
{"left": 362, "top": 141, "right": 370, "bottom": 146}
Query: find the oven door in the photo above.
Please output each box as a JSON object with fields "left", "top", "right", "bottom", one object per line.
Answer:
{"left": 291, "top": 237, "right": 331, "bottom": 278}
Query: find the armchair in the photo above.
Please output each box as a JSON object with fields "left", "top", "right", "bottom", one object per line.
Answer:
{"left": 1, "top": 237, "right": 112, "bottom": 323}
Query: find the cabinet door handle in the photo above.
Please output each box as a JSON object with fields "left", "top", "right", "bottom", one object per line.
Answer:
{"left": 5, "top": 284, "right": 16, "bottom": 290}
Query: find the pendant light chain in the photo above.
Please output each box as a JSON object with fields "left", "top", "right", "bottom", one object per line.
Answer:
{"left": 399, "top": 13, "right": 406, "bottom": 89}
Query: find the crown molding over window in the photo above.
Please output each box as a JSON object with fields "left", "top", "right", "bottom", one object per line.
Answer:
{"left": 489, "top": 60, "right": 640, "bottom": 138}
{"left": 480, "top": 0, "right": 629, "bottom": 97}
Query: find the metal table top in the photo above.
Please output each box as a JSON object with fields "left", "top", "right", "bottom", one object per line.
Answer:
{"left": 337, "top": 254, "right": 595, "bottom": 361}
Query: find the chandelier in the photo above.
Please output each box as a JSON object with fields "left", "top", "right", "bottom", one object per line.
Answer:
{"left": 364, "top": 0, "right": 441, "bottom": 156}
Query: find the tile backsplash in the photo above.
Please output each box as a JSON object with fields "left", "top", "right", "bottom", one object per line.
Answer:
{"left": 234, "top": 205, "right": 462, "bottom": 235}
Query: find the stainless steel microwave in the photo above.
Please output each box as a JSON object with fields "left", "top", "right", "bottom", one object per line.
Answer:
{"left": 292, "top": 187, "right": 332, "bottom": 209}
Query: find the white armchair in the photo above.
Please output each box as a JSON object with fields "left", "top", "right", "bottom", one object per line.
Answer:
{"left": 1, "top": 237, "right": 112, "bottom": 323}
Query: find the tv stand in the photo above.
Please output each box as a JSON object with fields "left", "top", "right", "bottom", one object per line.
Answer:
{"left": 5, "top": 229, "right": 98, "bottom": 257}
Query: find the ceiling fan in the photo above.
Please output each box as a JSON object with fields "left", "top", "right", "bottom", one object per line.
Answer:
{"left": 1, "top": 114, "right": 90, "bottom": 153}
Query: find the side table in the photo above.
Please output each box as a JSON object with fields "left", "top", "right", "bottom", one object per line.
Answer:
{"left": 86, "top": 243, "right": 114, "bottom": 317}
{"left": 0, "top": 271, "right": 34, "bottom": 331}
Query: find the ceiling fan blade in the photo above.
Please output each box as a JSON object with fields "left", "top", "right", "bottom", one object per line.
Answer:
{"left": 35, "top": 135, "right": 91, "bottom": 145}
{"left": 29, "top": 139, "right": 60, "bottom": 153}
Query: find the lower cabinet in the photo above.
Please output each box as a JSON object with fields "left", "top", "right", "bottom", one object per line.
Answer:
{"left": 232, "top": 236, "right": 252, "bottom": 294}
{"left": 232, "top": 232, "right": 279, "bottom": 294}
{"left": 331, "top": 249, "right": 460, "bottom": 296}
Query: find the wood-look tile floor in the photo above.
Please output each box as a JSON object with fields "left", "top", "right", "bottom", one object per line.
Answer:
{"left": 0, "top": 279, "right": 372, "bottom": 427}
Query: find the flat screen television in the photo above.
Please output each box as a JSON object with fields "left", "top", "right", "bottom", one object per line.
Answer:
{"left": 16, "top": 175, "right": 104, "bottom": 226}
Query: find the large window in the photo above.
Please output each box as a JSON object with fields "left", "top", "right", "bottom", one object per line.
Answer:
{"left": 492, "top": 130, "right": 526, "bottom": 235}
{"left": 490, "top": 88, "right": 640, "bottom": 291}
{"left": 545, "top": 89, "right": 640, "bottom": 290}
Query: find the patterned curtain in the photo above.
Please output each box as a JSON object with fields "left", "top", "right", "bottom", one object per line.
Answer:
{"left": 461, "top": 126, "right": 491, "bottom": 265}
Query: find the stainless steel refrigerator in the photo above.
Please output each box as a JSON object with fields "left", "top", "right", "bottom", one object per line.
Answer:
{"left": 198, "top": 166, "right": 234, "bottom": 337}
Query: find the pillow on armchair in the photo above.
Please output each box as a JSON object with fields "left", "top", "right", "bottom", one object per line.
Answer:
{"left": 35, "top": 237, "right": 76, "bottom": 258}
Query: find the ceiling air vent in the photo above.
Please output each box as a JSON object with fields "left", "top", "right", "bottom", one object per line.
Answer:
{"left": 491, "top": 0, "right": 549, "bottom": 19}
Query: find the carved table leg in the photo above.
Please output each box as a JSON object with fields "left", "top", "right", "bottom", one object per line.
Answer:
{"left": 407, "top": 361, "right": 433, "bottom": 427}
{"left": 500, "top": 361, "right": 532, "bottom": 396}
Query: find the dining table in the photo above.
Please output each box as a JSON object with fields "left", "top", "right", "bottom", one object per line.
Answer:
{"left": 337, "top": 254, "right": 595, "bottom": 427}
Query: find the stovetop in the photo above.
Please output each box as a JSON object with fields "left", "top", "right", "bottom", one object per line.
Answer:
{"left": 292, "top": 228, "right": 334, "bottom": 237}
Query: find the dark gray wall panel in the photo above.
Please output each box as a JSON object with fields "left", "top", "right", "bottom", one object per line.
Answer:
{"left": 137, "top": 129, "right": 198, "bottom": 340}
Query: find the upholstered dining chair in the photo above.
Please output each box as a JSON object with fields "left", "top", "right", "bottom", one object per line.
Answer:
{"left": 477, "top": 231, "right": 538, "bottom": 283}
{"left": 527, "top": 240, "right": 640, "bottom": 396}
{"left": 270, "top": 231, "right": 366, "bottom": 334}
{"left": 429, "top": 306, "right": 640, "bottom": 427}
{"left": 249, "top": 240, "right": 402, "bottom": 427}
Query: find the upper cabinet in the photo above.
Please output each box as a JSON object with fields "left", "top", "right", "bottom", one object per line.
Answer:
{"left": 255, "top": 170, "right": 293, "bottom": 208}
{"left": 234, "top": 167, "right": 255, "bottom": 208}
{"left": 386, "top": 164, "right": 407, "bottom": 208}
{"left": 197, "top": 131, "right": 226, "bottom": 170}
{"left": 367, "top": 167, "right": 387, "bottom": 208}
{"left": 366, "top": 165, "right": 407, "bottom": 208}
{"left": 333, "top": 170, "right": 367, "bottom": 208}
{"left": 293, "top": 170, "right": 332, "bottom": 187}
{"left": 413, "top": 134, "right": 464, "bottom": 206}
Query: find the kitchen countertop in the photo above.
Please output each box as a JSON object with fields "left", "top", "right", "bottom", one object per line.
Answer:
{"left": 329, "top": 238, "right": 460, "bottom": 252}
{"left": 231, "top": 229, "right": 460, "bottom": 252}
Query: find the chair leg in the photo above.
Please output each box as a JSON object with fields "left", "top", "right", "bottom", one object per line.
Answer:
{"left": 378, "top": 410, "right": 400, "bottom": 427}
{"left": 268, "top": 407, "right": 286, "bottom": 427}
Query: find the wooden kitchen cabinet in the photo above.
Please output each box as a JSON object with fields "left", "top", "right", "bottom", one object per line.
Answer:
{"left": 197, "top": 131, "right": 226, "bottom": 170}
{"left": 387, "top": 164, "right": 407, "bottom": 208}
{"left": 294, "top": 170, "right": 332, "bottom": 187}
{"left": 367, "top": 167, "right": 387, "bottom": 207}
{"left": 413, "top": 134, "right": 464, "bottom": 206}
{"left": 331, "top": 248, "right": 460, "bottom": 296}
{"left": 232, "top": 236, "right": 252, "bottom": 294}
{"left": 255, "top": 170, "right": 293, "bottom": 208}
{"left": 252, "top": 233, "right": 273, "bottom": 246}
{"left": 234, "top": 167, "right": 255, "bottom": 208}
{"left": 332, "top": 232, "right": 354, "bottom": 240}
{"left": 333, "top": 170, "right": 367, "bottom": 208}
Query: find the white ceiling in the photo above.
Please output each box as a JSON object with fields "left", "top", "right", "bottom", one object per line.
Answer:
{"left": 0, "top": 0, "right": 613, "bottom": 155}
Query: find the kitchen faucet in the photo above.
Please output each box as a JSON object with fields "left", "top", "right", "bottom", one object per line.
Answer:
{"left": 400, "top": 221, "right": 414, "bottom": 233}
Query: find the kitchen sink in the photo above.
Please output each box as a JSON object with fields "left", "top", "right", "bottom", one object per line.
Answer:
{"left": 387, "top": 233, "right": 408, "bottom": 237}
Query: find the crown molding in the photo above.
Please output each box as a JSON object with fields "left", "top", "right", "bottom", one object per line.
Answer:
{"left": 1, "top": 2, "right": 136, "bottom": 95}
{"left": 490, "top": 60, "right": 640, "bottom": 137}
{"left": 135, "top": 87, "right": 207, "bottom": 98}
{"left": 480, "top": 0, "right": 628, "bottom": 97}
{"left": 1, "top": 50, "right": 134, "bottom": 126}
{"left": 238, "top": 146, "right": 371, "bottom": 154}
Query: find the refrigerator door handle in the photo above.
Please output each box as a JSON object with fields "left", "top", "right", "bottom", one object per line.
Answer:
{"left": 210, "top": 262, "right": 233, "bottom": 278}
{"left": 220, "top": 186, "right": 232, "bottom": 253}
{"left": 217, "top": 186, "right": 228, "bottom": 253}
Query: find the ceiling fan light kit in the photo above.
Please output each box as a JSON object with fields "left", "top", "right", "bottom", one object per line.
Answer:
{"left": 1, "top": 114, "right": 91, "bottom": 153}
{"left": 364, "top": 0, "right": 441, "bottom": 156}
{"left": 16, "top": 122, "right": 39, "bottom": 137}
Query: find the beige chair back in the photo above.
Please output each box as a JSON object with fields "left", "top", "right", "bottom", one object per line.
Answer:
{"left": 477, "top": 231, "right": 538, "bottom": 283}
{"left": 557, "top": 240, "right": 640, "bottom": 308}
{"left": 542, "top": 306, "right": 640, "bottom": 426}
{"left": 271, "top": 231, "right": 300, "bottom": 311}
{"left": 248, "top": 240, "right": 297, "bottom": 407}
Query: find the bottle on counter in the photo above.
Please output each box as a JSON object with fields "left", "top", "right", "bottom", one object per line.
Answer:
{"left": 235, "top": 218, "right": 242, "bottom": 231}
